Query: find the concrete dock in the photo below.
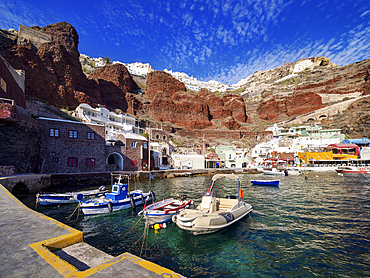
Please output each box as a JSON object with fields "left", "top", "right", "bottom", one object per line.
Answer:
{"left": 0, "top": 184, "right": 184, "bottom": 277}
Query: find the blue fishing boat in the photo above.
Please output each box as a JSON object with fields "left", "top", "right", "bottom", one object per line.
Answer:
{"left": 36, "top": 186, "right": 107, "bottom": 206}
{"left": 79, "top": 175, "right": 155, "bottom": 215}
{"left": 251, "top": 179, "right": 280, "bottom": 187}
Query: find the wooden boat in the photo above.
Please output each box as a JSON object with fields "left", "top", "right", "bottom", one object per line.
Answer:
{"left": 336, "top": 166, "right": 370, "bottom": 174}
{"left": 36, "top": 186, "right": 107, "bottom": 206}
{"left": 138, "top": 197, "right": 193, "bottom": 226}
{"left": 79, "top": 176, "right": 155, "bottom": 215}
{"left": 172, "top": 174, "right": 252, "bottom": 236}
{"left": 251, "top": 179, "right": 280, "bottom": 187}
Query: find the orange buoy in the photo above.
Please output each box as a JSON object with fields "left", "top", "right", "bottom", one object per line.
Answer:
{"left": 239, "top": 189, "right": 244, "bottom": 199}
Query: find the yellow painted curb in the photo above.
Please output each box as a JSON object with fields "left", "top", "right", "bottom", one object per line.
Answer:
{"left": 1, "top": 184, "right": 183, "bottom": 278}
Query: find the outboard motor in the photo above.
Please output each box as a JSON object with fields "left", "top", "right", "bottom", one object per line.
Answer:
{"left": 284, "top": 170, "right": 289, "bottom": 176}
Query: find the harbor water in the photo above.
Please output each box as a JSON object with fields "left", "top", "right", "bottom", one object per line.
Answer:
{"left": 19, "top": 173, "right": 370, "bottom": 277}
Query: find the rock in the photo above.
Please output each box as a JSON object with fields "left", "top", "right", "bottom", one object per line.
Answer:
{"left": 88, "top": 63, "right": 138, "bottom": 111}
{"left": 0, "top": 103, "right": 18, "bottom": 124}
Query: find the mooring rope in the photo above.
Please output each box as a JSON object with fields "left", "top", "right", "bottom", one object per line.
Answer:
{"left": 66, "top": 203, "right": 80, "bottom": 222}
{"left": 108, "top": 214, "right": 144, "bottom": 247}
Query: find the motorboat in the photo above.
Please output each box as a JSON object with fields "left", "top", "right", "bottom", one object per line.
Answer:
{"left": 138, "top": 196, "right": 193, "bottom": 226}
{"left": 172, "top": 173, "right": 252, "bottom": 236}
{"left": 262, "top": 168, "right": 287, "bottom": 175}
{"left": 336, "top": 165, "right": 370, "bottom": 174}
{"left": 79, "top": 175, "right": 155, "bottom": 215}
{"left": 36, "top": 186, "right": 107, "bottom": 206}
{"left": 251, "top": 179, "right": 280, "bottom": 187}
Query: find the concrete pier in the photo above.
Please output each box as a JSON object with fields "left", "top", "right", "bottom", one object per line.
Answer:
{"left": 0, "top": 184, "right": 184, "bottom": 277}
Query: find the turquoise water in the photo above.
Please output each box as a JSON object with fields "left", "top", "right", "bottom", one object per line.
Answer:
{"left": 20, "top": 173, "right": 370, "bottom": 277}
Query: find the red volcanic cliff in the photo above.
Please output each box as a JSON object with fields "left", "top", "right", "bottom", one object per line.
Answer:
{"left": 5, "top": 22, "right": 100, "bottom": 108}
{"left": 144, "top": 72, "right": 248, "bottom": 129}
{"left": 88, "top": 63, "right": 138, "bottom": 111}
{"left": 256, "top": 58, "right": 370, "bottom": 121}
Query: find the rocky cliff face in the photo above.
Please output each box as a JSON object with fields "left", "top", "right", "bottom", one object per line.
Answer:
{"left": 144, "top": 72, "right": 248, "bottom": 130}
{"left": 0, "top": 109, "right": 40, "bottom": 174}
{"left": 239, "top": 57, "right": 370, "bottom": 122}
{"left": 88, "top": 63, "right": 138, "bottom": 112}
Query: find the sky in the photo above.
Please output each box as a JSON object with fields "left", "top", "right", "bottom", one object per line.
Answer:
{"left": 1, "top": 0, "right": 370, "bottom": 85}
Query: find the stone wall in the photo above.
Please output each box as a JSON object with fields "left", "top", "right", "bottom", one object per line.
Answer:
{"left": 17, "top": 24, "right": 52, "bottom": 49}
{"left": 38, "top": 118, "right": 107, "bottom": 173}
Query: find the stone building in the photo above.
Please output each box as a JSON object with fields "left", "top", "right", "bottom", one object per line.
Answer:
{"left": 38, "top": 117, "right": 148, "bottom": 173}
{"left": 0, "top": 54, "right": 25, "bottom": 109}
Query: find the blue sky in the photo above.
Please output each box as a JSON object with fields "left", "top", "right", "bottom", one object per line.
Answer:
{"left": 1, "top": 0, "right": 370, "bottom": 85}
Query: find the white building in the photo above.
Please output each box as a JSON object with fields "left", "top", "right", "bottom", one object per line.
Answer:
{"left": 171, "top": 154, "right": 204, "bottom": 170}
{"left": 74, "top": 103, "right": 141, "bottom": 141}
{"left": 113, "top": 61, "right": 154, "bottom": 77}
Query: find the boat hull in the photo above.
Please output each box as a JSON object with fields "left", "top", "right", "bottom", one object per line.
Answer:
{"left": 80, "top": 192, "right": 152, "bottom": 215}
{"left": 173, "top": 202, "right": 252, "bottom": 235}
{"left": 37, "top": 189, "right": 106, "bottom": 206}
{"left": 140, "top": 198, "right": 193, "bottom": 225}
{"left": 251, "top": 180, "right": 280, "bottom": 187}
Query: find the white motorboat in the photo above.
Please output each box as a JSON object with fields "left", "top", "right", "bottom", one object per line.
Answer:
{"left": 36, "top": 186, "right": 107, "bottom": 206}
{"left": 138, "top": 196, "right": 193, "bottom": 226}
{"left": 172, "top": 173, "right": 252, "bottom": 235}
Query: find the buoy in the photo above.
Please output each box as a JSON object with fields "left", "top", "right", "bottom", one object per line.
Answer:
{"left": 108, "top": 202, "right": 113, "bottom": 213}
{"left": 154, "top": 223, "right": 160, "bottom": 230}
{"left": 159, "top": 224, "right": 163, "bottom": 228}
{"left": 239, "top": 188, "right": 244, "bottom": 199}
{"left": 163, "top": 223, "right": 167, "bottom": 229}
{"left": 130, "top": 195, "right": 136, "bottom": 209}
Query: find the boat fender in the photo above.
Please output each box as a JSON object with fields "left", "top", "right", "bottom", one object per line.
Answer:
{"left": 99, "top": 185, "right": 106, "bottom": 192}
{"left": 163, "top": 223, "right": 167, "bottom": 229}
{"left": 172, "top": 215, "right": 177, "bottom": 223}
{"left": 150, "top": 191, "right": 156, "bottom": 202}
{"left": 140, "top": 194, "right": 145, "bottom": 205}
{"left": 180, "top": 195, "right": 187, "bottom": 200}
{"left": 108, "top": 202, "right": 113, "bottom": 213}
{"left": 239, "top": 189, "right": 244, "bottom": 199}
{"left": 130, "top": 195, "right": 136, "bottom": 209}
{"left": 154, "top": 223, "right": 160, "bottom": 230}
{"left": 76, "top": 194, "right": 83, "bottom": 202}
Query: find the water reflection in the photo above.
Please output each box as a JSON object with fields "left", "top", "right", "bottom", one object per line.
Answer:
{"left": 19, "top": 173, "right": 370, "bottom": 277}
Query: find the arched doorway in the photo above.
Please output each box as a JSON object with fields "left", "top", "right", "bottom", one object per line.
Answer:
{"left": 107, "top": 152, "right": 123, "bottom": 170}
{"left": 12, "top": 182, "right": 29, "bottom": 195}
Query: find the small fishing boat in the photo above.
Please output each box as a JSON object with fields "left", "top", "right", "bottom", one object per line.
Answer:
{"left": 336, "top": 165, "right": 370, "bottom": 174}
{"left": 36, "top": 186, "right": 107, "bottom": 206}
{"left": 138, "top": 196, "right": 193, "bottom": 226}
{"left": 172, "top": 174, "right": 252, "bottom": 236}
{"left": 79, "top": 175, "right": 155, "bottom": 215}
{"left": 251, "top": 179, "right": 280, "bottom": 187}
{"left": 262, "top": 168, "right": 287, "bottom": 176}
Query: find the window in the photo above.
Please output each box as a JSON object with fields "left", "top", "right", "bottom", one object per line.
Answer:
{"left": 86, "top": 158, "right": 95, "bottom": 166}
{"left": 68, "top": 130, "right": 78, "bottom": 139}
{"left": 67, "top": 157, "right": 78, "bottom": 167}
{"left": 163, "top": 135, "right": 166, "bottom": 140}
{"left": 53, "top": 157, "right": 59, "bottom": 163}
{"left": 143, "top": 142, "right": 147, "bottom": 149}
{"left": 131, "top": 142, "right": 137, "bottom": 147}
{"left": 87, "top": 132, "right": 95, "bottom": 140}
{"left": 49, "top": 128, "right": 60, "bottom": 137}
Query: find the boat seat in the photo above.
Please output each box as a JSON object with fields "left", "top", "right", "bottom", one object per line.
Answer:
{"left": 199, "top": 195, "right": 217, "bottom": 213}
{"left": 217, "top": 198, "right": 238, "bottom": 211}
